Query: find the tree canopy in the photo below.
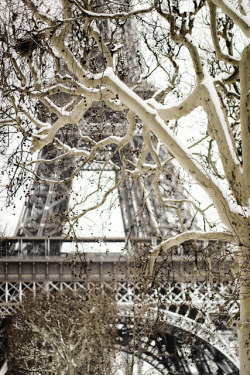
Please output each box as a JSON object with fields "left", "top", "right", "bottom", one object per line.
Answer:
{"left": 5, "top": 288, "right": 118, "bottom": 374}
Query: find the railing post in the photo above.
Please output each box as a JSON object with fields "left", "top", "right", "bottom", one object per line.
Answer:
{"left": 151, "top": 237, "right": 157, "bottom": 247}
{"left": 48, "top": 238, "right": 50, "bottom": 256}
{"left": 18, "top": 238, "right": 23, "bottom": 257}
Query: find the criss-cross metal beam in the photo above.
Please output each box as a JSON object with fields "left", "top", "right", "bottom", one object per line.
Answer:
{"left": 0, "top": 237, "right": 239, "bottom": 373}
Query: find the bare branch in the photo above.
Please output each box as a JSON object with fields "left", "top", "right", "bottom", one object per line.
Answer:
{"left": 210, "top": 0, "right": 250, "bottom": 37}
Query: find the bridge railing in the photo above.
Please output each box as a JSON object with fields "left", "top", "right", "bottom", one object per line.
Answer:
{"left": 0, "top": 237, "right": 129, "bottom": 257}
{"left": 0, "top": 236, "right": 232, "bottom": 263}
{"left": 1, "top": 236, "right": 190, "bottom": 257}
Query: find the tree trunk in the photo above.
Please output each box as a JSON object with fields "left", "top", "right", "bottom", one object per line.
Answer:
{"left": 238, "top": 245, "right": 250, "bottom": 375}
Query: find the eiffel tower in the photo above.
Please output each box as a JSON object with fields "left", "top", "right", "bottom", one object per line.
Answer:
{"left": 0, "top": 2, "right": 240, "bottom": 374}
{"left": 0, "top": 102, "right": 240, "bottom": 374}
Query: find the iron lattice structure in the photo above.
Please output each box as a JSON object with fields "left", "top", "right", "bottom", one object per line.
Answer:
{"left": 0, "top": 238, "right": 239, "bottom": 374}
{"left": 0, "top": 278, "right": 239, "bottom": 374}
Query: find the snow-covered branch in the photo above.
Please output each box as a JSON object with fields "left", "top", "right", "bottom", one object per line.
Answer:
{"left": 210, "top": 0, "right": 250, "bottom": 37}
{"left": 144, "top": 230, "right": 236, "bottom": 283}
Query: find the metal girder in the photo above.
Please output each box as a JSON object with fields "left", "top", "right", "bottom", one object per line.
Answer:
{"left": 0, "top": 278, "right": 239, "bottom": 370}
{"left": 118, "top": 324, "right": 239, "bottom": 374}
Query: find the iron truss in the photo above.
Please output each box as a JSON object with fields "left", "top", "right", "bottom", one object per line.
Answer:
{"left": 0, "top": 237, "right": 239, "bottom": 373}
{"left": 118, "top": 324, "right": 238, "bottom": 374}
{"left": 0, "top": 279, "right": 239, "bottom": 372}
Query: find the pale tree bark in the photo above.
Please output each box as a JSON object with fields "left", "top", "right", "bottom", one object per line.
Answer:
{"left": 238, "top": 42, "right": 250, "bottom": 375}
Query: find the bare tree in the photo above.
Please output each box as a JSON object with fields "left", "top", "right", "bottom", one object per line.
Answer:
{"left": 0, "top": 0, "right": 249, "bottom": 372}
{"left": 5, "top": 288, "right": 118, "bottom": 374}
